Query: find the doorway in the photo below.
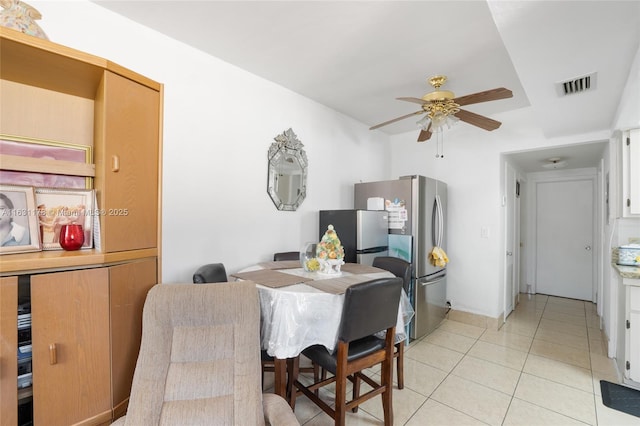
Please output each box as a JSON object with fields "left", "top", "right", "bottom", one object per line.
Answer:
{"left": 504, "top": 162, "right": 519, "bottom": 320}
{"left": 534, "top": 177, "right": 596, "bottom": 301}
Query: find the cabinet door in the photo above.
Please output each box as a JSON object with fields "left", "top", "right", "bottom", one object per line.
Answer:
{"left": 628, "top": 129, "right": 640, "bottom": 216}
{"left": 31, "top": 269, "right": 111, "bottom": 426}
{"left": 622, "top": 128, "right": 640, "bottom": 217}
{"left": 110, "top": 258, "right": 157, "bottom": 419}
{"left": 629, "top": 286, "right": 640, "bottom": 382}
{"left": 0, "top": 276, "right": 18, "bottom": 425}
{"left": 95, "top": 71, "right": 160, "bottom": 252}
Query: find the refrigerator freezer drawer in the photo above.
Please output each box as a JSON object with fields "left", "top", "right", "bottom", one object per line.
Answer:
{"left": 411, "top": 274, "right": 447, "bottom": 340}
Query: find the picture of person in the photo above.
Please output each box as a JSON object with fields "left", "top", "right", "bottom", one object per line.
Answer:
{"left": 0, "top": 191, "right": 31, "bottom": 246}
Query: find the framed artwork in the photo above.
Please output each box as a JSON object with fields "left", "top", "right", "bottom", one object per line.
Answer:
{"left": 34, "top": 188, "right": 95, "bottom": 250}
{"left": 0, "top": 185, "right": 41, "bottom": 254}
{"left": 0, "top": 134, "right": 92, "bottom": 189}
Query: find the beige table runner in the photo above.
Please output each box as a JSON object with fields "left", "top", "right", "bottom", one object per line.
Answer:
{"left": 257, "top": 260, "right": 301, "bottom": 270}
{"left": 230, "top": 269, "right": 312, "bottom": 288}
{"left": 340, "top": 263, "right": 386, "bottom": 274}
{"left": 305, "top": 274, "right": 373, "bottom": 294}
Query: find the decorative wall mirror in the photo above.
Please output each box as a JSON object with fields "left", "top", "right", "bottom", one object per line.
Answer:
{"left": 267, "top": 128, "right": 308, "bottom": 211}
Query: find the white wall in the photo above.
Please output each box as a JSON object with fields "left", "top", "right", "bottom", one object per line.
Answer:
{"left": 31, "top": 1, "right": 391, "bottom": 282}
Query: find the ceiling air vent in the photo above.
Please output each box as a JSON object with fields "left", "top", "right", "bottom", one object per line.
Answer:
{"left": 556, "top": 72, "right": 597, "bottom": 96}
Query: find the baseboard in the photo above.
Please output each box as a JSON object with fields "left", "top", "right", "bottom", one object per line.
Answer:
{"left": 447, "top": 308, "right": 502, "bottom": 330}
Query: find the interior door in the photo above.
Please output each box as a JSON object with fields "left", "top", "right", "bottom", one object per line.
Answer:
{"left": 536, "top": 179, "right": 594, "bottom": 300}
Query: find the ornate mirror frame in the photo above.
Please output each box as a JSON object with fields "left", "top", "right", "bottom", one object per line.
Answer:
{"left": 267, "top": 128, "right": 308, "bottom": 211}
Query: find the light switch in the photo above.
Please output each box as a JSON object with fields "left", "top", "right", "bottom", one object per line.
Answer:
{"left": 481, "top": 227, "right": 490, "bottom": 238}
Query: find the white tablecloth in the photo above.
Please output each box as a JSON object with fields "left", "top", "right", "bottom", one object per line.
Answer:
{"left": 238, "top": 265, "right": 414, "bottom": 359}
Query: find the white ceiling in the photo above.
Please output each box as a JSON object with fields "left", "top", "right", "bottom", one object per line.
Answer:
{"left": 91, "top": 0, "right": 640, "bottom": 172}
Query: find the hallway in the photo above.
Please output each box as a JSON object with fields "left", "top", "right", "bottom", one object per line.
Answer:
{"left": 289, "top": 294, "right": 638, "bottom": 425}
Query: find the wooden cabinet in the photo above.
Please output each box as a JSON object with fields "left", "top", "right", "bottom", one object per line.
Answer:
{"left": 95, "top": 71, "right": 161, "bottom": 252}
{"left": 109, "top": 259, "right": 157, "bottom": 419}
{"left": 0, "top": 28, "right": 162, "bottom": 425}
{"left": 621, "top": 128, "right": 640, "bottom": 217}
{"left": 0, "top": 277, "right": 19, "bottom": 426}
{"left": 31, "top": 269, "right": 111, "bottom": 426}
{"left": 28, "top": 260, "right": 156, "bottom": 425}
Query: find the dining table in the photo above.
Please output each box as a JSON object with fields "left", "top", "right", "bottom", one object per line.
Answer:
{"left": 230, "top": 260, "right": 414, "bottom": 402}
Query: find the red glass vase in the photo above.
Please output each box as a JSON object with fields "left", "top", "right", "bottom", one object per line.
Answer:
{"left": 59, "top": 224, "right": 85, "bottom": 251}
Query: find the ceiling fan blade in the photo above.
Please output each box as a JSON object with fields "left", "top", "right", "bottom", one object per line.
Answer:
{"left": 417, "top": 128, "right": 432, "bottom": 142}
{"left": 396, "top": 97, "right": 427, "bottom": 105}
{"left": 455, "top": 109, "right": 502, "bottom": 131}
{"left": 454, "top": 87, "right": 513, "bottom": 107}
{"left": 369, "top": 110, "right": 424, "bottom": 130}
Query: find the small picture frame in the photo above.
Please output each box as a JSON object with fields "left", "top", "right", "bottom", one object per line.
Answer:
{"left": 34, "top": 188, "right": 95, "bottom": 250}
{"left": 0, "top": 185, "right": 42, "bottom": 254}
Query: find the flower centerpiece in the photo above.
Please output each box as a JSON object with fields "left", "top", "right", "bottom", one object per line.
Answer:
{"left": 316, "top": 224, "right": 345, "bottom": 274}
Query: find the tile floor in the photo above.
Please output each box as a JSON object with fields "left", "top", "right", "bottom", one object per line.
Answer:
{"left": 267, "top": 293, "right": 640, "bottom": 425}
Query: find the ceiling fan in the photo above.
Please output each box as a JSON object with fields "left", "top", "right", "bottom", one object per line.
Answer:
{"left": 370, "top": 75, "right": 513, "bottom": 142}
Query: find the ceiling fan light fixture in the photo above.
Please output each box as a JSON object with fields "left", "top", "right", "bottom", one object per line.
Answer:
{"left": 416, "top": 115, "right": 431, "bottom": 131}
{"left": 419, "top": 99, "right": 460, "bottom": 133}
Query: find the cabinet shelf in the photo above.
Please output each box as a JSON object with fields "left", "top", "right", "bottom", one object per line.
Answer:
{"left": 0, "top": 154, "right": 95, "bottom": 177}
{"left": 0, "top": 248, "right": 158, "bottom": 275}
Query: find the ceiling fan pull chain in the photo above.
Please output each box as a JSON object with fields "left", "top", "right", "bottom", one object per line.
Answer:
{"left": 435, "top": 131, "right": 444, "bottom": 159}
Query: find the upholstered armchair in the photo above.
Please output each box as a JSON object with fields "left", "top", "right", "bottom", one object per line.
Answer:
{"left": 112, "top": 281, "right": 299, "bottom": 426}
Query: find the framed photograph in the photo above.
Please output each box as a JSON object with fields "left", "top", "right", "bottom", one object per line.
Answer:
{"left": 35, "top": 188, "right": 94, "bottom": 250}
{"left": 0, "top": 134, "right": 92, "bottom": 189}
{"left": 0, "top": 185, "right": 41, "bottom": 254}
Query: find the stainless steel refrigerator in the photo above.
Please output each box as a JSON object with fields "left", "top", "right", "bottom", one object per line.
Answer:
{"left": 354, "top": 175, "right": 447, "bottom": 340}
{"left": 318, "top": 210, "right": 389, "bottom": 266}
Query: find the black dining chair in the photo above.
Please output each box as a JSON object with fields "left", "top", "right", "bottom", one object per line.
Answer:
{"left": 192, "top": 263, "right": 228, "bottom": 283}
{"left": 273, "top": 251, "right": 300, "bottom": 261}
{"left": 291, "top": 277, "right": 403, "bottom": 426}
{"left": 372, "top": 256, "right": 412, "bottom": 389}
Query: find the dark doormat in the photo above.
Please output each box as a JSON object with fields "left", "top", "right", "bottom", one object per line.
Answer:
{"left": 600, "top": 380, "right": 640, "bottom": 418}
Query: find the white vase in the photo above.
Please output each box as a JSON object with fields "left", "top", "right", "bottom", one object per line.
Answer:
{"left": 300, "top": 242, "right": 318, "bottom": 271}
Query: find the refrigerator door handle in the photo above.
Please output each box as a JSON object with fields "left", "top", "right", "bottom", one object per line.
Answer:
{"left": 431, "top": 198, "right": 437, "bottom": 247}
{"left": 433, "top": 194, "right": 443, "bottom": 248}
{"left": 420, "top": 275, "right": 446, "bottom": 286}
